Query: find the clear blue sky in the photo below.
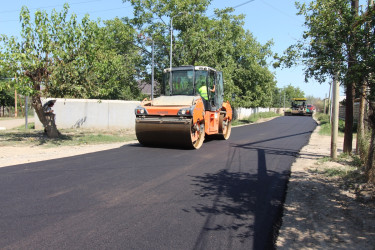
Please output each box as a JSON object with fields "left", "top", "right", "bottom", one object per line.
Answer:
{"left": 1, "top": 0, "right": 345, "bottom": 99}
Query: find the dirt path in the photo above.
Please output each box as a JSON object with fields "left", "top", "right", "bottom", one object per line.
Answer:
{"left": 276, "top": 123, "right": 375, "bottom": 249}
{"left": 0, "top": 117, "right": 35, "bottom": 130}
{"left": 0, "top": 140, "right": 138, "bottom": 168}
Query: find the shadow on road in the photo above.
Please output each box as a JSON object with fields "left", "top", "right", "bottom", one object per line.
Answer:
{"left": 190, "top": 147, "right": 290, "bottom": 249}
{"left": 189, "top": 121, "right": 317, "bottom": 249}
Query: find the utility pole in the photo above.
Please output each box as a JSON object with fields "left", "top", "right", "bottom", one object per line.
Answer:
{"left": 169, "top": 16, "right": 173, "bottom": 94}
{"left": 331, "top": 73, "right": 340, "bottom": 159}
{"left": 14, "top": 89, "right": 17, "bottom": 118}
{"left": 328, "top": 81, "right": 332, "bottom": 122}
{"left": 323, "top": 94, "right": 327, "bottom": 114}
{"left": 14, "top": 75, "right": 18, "bottom": 118}
{"left": 25, "top": 96, "right": 28, "bottom": 129}
{"left": 151, "top": 39, "right": 154, "bottom": 100}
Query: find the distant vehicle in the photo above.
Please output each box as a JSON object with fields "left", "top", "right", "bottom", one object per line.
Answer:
{"left": 307, "top": 104, "right": 315, "bottom": 114}
{"left": 284, "top": 98, "right": 312, "bottom": 116}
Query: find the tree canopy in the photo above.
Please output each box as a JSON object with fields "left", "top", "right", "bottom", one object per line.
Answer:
{"left": 272, "top": 84, "right": 305, "bottom": 108}
{"left": 0, "top": 1, "right": 281, "bottom": 136}
{"left": 275, "top": 0, "right": 375, "bottom": 183}
{"left": 0, "top": 4, "right": 144, "bottom": 137}
{"left": 0, "top": 4, "right": 143, "bottom": 101}
{"left": 123, "top": 0, "right": 276, "bottom": 108}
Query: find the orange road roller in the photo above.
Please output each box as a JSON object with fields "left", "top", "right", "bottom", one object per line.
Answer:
{"left": 135, "top": 66, "right": 233, "bottom": 149}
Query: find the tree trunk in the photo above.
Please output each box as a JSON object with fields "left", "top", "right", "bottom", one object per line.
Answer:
{"left": 344, "top": 0, "right": 360, "bottom": 154}
{"left": 31, "top": 96, "right": 59, "bottom": 138}
{"left": 367, "top": 103, "right": 375, "bottom": 184}
{"left": 343, "top": 81, "right": 354, "bottom": 153}
{"left": 356, "top": 83, "right": 366, "bottom": 156}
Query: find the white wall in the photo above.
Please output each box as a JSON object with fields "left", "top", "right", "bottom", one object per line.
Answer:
{"left": 35, "top": 98, "right": 279, "bottom": 130}
{"left": 234, "top": 107, "right": 281, "bottom": 120}
{"left": 35, "top": 98, "right": 140, "bottom": 130}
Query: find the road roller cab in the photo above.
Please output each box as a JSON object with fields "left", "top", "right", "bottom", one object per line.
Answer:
{"left": 135, "top": 66, "right": 232, "bottom": 149}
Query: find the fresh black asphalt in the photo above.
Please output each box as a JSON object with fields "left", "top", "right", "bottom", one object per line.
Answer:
{"left": 0, "top": 116, "right": 317, "bottom": 250}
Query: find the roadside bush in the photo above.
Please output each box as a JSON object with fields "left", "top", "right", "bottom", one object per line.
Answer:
{"left": 317, "top": 112, "right": 350, "bottom": 136}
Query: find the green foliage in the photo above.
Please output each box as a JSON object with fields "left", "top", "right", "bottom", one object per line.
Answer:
{"left": 0, "top": 87, "right": 14, "bottom": 107}
{"left": 275, "top": 0, "right": 353, "bottom": 83}
{"left": 272, "top": 84, "right": 305, "bottom": 107}
{"left": 123, "top": 0, "right": 276, "bottom": 107}
{"left": 315, "top": 112, "right": 330, "bottom": 124}
{"left": 0, "top": 5, "right": 143, "bottom": 100}
{"left": 317, "top": 113, "right": 346, "bottom": 136}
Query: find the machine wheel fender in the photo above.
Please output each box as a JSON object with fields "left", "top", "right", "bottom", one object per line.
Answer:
{"left": 221, "top": 101, "right": 233, "bottom": 121}
{"left": 192, "top": 97, "right": 205, "bottom": 124}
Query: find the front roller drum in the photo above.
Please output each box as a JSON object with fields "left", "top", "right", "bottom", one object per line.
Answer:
{"left": 135, "top": 118, "right": 205, "bottom": 149}
{"left": 219, "top": 114, "right": 232, "bottom": 140}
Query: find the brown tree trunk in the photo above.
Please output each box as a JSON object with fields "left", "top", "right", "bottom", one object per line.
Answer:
{"left": 31, "top": 96, "right": 59, "bottom": 138}
{"left": 343, "top": 82, "right": 355, "bottom": 153}
{"left": 367, "top": 103, "right": 375, "bottom": 184}
{"left": 344, "top": 0, "right": 359, "bottom": 154}
{"left": 356, "top": 83, "right": 366, "bottom": 156}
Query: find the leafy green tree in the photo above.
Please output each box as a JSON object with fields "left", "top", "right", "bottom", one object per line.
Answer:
{"left": 275, "top": 0, "right": 360, "bottom": 153}
{"left": 51, "top": 17, "right": 143, "bottom": 100}
{"left": 273, "top": 84, "right": 305, "bottom": 108}
{"left": 0, "top": 75, "right": 14, "bottom": 111}
{"left": 123, "top": 0, "right": 276, "bottom": 108}
{"left": 276, "top": 0, "right": 375, "bottom": 183}
{"left": 93, "top": 18, "right": 144, "bottom": 100}
{"left": 0, "top": 5, "right": 95, "bottom": 137}
{"left": 0, "top": 5, "right": 143, "bottom": 137}
{"left": 355, "top": 3, "right": 375, "bottom": 183}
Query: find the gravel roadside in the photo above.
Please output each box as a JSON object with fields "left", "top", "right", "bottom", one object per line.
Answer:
{"left": 0, "top": 117, "right": 35, "bottom": 130}
{"left": 276, "top": 120, "right": 375, "bottom": 249}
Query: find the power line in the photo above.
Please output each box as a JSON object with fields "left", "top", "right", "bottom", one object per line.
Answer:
{"left": 208, "top": 0, "right": 256, "bottom": 18}
{"left": 260, "top": 0, "right": 304, "bottom": 24}
{"left": 74, "top": 5, "right": 132, "bottom": 16}
{"left": 0, "top": 0, "right": 102, "bottom": 14}
{"left": 0, "top": 3, "right": 132, "bottom": 23}
{"left": 232, "top": 0, "right": 256, "bottom": 9}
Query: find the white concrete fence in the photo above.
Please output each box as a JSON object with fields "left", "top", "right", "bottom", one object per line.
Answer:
{"left": 35, "top": 98, "right": 140, "bottom": 130}
{"left": 35, "top": 98, "right": 281, "bottom": 130}
{"left": 234, "top": 107, "right": 284, "bottom": 120}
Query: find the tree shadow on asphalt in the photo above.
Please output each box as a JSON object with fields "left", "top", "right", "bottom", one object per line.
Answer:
{"left": 189, "top": 124, "right": 323, "bottom": 249}
{"left": 190, "top": 147, "right": 291, "bottom": 250}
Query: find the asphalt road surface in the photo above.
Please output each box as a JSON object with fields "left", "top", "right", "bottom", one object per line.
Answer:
{"left": 0, "top": 116, "right": 317, "bottom": 250}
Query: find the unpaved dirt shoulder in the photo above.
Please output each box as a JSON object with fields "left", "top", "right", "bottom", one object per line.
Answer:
{"left": 0, "top": 141, "right": 138, "bottom": 168}
{"left": 276, "top": 123, "right": 375, "bottom": 249}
